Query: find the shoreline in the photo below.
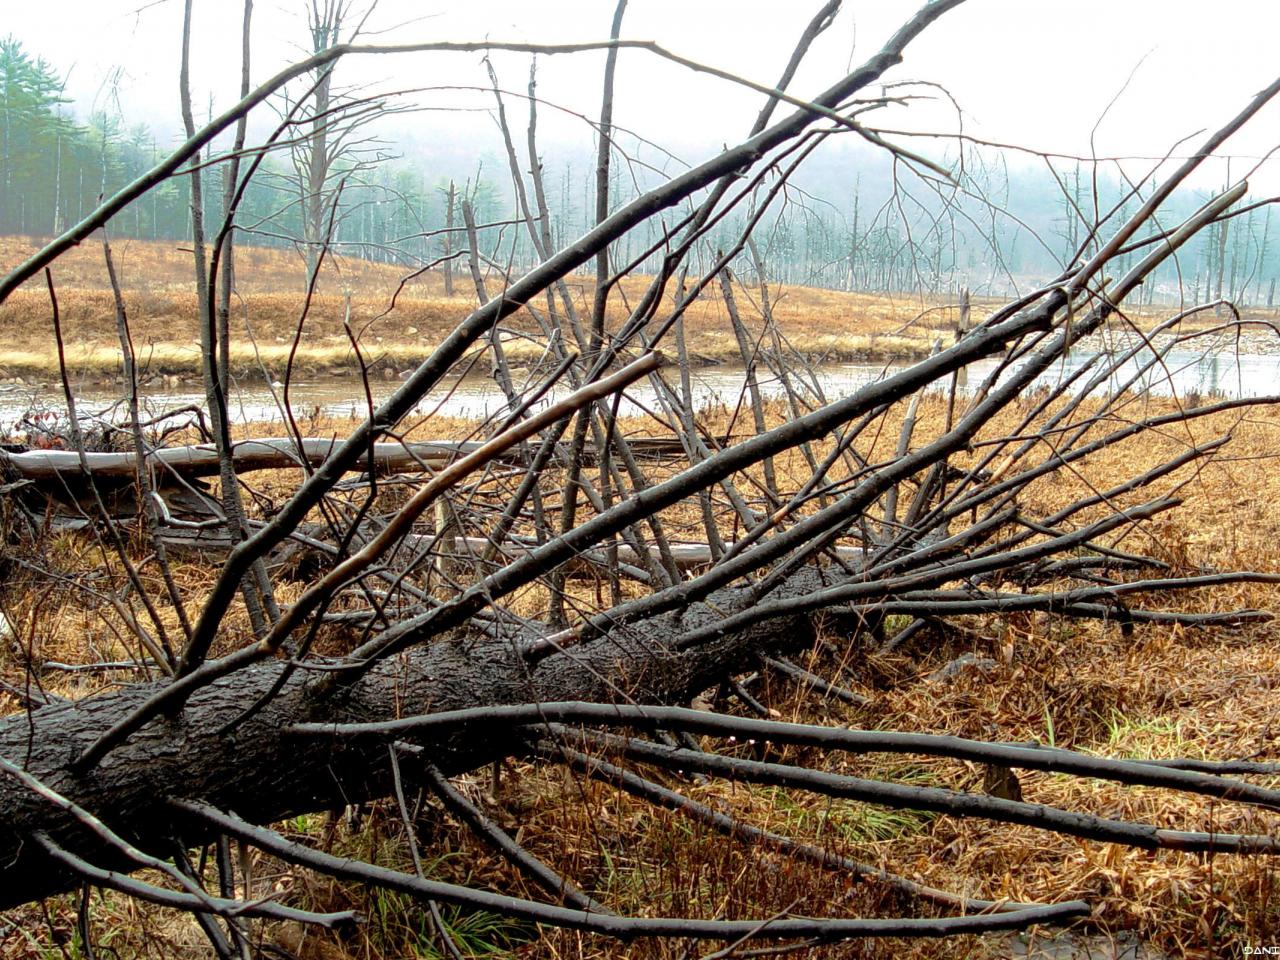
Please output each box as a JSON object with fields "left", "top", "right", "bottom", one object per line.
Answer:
{"left": 0, "top": 339, "right": 939, "bottom": 389}
{"left": 5, "top": 323, "right": 1277, "bottom": 390}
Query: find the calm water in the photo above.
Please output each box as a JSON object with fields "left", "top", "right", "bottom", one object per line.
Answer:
{"left": 3, "top": 346, "right": 1276, "bottom": 428}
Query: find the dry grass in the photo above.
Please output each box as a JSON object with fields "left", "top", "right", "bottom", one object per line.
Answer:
{"left": 0, "top": 235, "right": 986, "bottom": 385}
{"left": 7, "top": 235, "right": 1279, "bottom": 389}
{"left": 3, "top": 263, "right": 1280, "bottom": 956}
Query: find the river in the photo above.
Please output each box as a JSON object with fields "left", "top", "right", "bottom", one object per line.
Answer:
{"left": 2, "top": 344, "right": 1276, "bottom": 428}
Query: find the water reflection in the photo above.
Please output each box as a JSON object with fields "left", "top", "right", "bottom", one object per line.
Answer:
{"left": 2, "top": 345, "right": 1276, "bottom": 427}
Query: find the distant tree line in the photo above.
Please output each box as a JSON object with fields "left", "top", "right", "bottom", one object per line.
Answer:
{"left": 0, "top": 35, "right": 506, "bottom": 268}
{"left": 3, "top": 33, "right": 1278, "bottom": 309}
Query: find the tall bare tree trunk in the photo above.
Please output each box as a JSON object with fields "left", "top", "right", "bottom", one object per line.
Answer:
{"left": 442, "top": 179, "right": 455, "bottom": 297}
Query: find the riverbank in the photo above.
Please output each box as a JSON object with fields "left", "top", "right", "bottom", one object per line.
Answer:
{"left": 0, "top": 300, "right": 934, "bottom": 388}
{"left": 0, "top": 235, "right": 951, "bottom": 385}
{"left": 5, "top": 233, "right": 1279, "bottom": 390}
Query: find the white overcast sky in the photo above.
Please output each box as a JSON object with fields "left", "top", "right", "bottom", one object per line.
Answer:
{"left": 5, "top": 0, "right": 1280, "bottom": 191}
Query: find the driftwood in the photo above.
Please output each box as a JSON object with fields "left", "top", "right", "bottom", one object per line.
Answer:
{"left": 452, "top": 536, "right": 866, "bottom": 579}
{"left": 0, "top": 439, "right": 480, "bottom": 520}
{"left": 0, "top": 438, "right": 486, "bottom": 483}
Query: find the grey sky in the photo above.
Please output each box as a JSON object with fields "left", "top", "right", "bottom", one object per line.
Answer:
{"left": 5, "top": 0, "right": 1280, "bottom": 191}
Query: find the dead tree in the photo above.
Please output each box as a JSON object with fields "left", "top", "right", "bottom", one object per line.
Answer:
{"left": 4, "top": 1, "right": 1280, "bottom": 954}
{"left": 291, "top": 0, "right": 380, "bottom": 280}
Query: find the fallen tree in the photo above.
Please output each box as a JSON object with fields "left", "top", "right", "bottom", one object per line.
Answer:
{"left": 7, "top": 563, "right": 1277, "bottom": 932}
{"left": 0, "top": 437, "right": 686, "bottom": 519}
{"left": 0, "top": 436, "right": 685, "bottom": 485}
{"left": 4, "top": 0, "right": 1280, "bottom": 953}
{"left": 0, "top": 569, "right": 821, "bottom": 910}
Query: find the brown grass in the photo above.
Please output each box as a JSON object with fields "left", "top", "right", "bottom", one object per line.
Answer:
{"left": 0, "top": 412, "right": 1273, "bottom": 959}
{"left": 7, "top": 234, "right": 1279, "bottom": 390}
{"left": 4, "top": 244, "right": 1280, "bottom": 956}
{"left": 0, "top": 234, "right": 986, "bottom": 385}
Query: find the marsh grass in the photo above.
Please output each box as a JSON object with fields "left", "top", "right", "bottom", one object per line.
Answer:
{"left": 0, "top": 235, "right": 985, "bottom": 384}
{"left": 8, "top": 235, "right": 1275, "bottom": 389}
{"left": 3, "top": 316, "right": 1280, "bottom": 955}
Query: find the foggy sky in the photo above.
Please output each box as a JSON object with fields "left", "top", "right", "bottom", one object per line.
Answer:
{"left": 6, "top": 1, "right": 1280, "bottom": 193}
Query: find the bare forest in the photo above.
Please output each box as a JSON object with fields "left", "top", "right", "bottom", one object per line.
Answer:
{"left": 2, "top": 1, "right": 1280, "bottom": 957}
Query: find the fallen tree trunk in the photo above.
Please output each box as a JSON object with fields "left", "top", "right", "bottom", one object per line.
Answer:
{"left": 0, "top": 568, "right": 823, "bottom": 909}
{"left": 0, "top": 436, "right": 687, "bottom": 483}
{"left": 159, "top": 526, "right": 869, "bottom": 581}
{"left": 1, "top": 436, "right": 689, "bottom": 518}
{"left": 0, "top": 438, "right": 485, "bottom": 483}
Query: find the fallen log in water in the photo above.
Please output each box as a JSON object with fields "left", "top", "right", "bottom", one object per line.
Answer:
{"left": 0, "top": 438, "right": 486, "bottom": 482}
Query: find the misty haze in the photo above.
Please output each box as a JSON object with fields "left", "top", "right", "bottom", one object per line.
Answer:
{"left": 1, "top": 2, "right": 1280, "bottom": 958}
